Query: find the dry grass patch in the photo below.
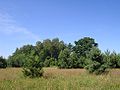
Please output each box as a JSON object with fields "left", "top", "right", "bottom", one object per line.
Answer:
{"left": 0, "top": 68, "right": 22, "bottom": 81}
{"left": 0, "top": 68, "right": 120, "bottom": 90}
{"left": 43, "top": 67, "right": 85, "bottom": 78}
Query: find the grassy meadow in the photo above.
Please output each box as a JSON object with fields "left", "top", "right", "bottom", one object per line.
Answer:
{"left": 0, "top": 68, "right": 120, "bottom": 90}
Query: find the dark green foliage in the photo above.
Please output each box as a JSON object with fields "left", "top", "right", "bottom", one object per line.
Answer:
{"left": 117, "top": 54, "right": 120, "bottom": 68}
{"left": 108, "top": 51, "right": 118, "bottom": 68}
{"left": 44, "top": 56, "right": 51, "bottom": 67}
{"left": 73, "top": 37, "right": 98, "bottom": 57}
{"left": 69, "top": 52, "right": 78, "bottom": 68}
{"left": 58, "top": 48, "right": 71, "bottom": 68}
{"left": 44, "top": 57, "right": 57, "bottom": 67}
{"left": 0, "top": 56, "right": 7, "bottom": 68}
{"left": 78, "top": 56, "right": 86, "bottom": 68}
{"left": 73, "top": 37, "right": 98, "bottom": 67}
{"left": 85, "top": 47, "right": 108, "bottom": 75}
{"left": 7, "top": 38, "right": 66, "bottom": 68}
{"left": 6, "top": 37, "right": 120, "bottom": 76}
{"left": 7, "top": 45, "right": 37, "bottom": 67}
{"left": 58, "top": 50, "right": 86, "bottom": 68}
{"left": 36, "top": 38, "right": 66, "bottom": 66}
{"left": 7, "top": 54, "right": 26, "bottom": 67}
{"left": 69, "top": 52, "right": 85, "bottom": 68}
{"left": 23, "top": 55, "right": 43, "bottom": 78}
{"left": 103, "top": 50, "right": 120, "bottom": 68}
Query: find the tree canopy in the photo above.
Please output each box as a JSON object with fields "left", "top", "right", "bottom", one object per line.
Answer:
{"left": 6, "top": 37, "right": 120, "bottom": 75}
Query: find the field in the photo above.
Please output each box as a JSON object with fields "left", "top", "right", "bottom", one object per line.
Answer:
{"left": 0, "top": 68, "right": 120, "bottom": 90}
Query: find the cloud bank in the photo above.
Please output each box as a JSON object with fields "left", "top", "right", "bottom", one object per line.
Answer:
{"left": 0, "top": 12, "right": 39, "bottom": 40}
{"left": 0, "top": 12, "right": 40, "bottom": 58}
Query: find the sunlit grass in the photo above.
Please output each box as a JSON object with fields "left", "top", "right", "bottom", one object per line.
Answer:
{"left": 0, "top": 68, "right": 120, "bottom": 90}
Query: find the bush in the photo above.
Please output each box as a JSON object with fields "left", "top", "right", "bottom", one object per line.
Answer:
{"left": 0, "top": 56, "right": 7, "bottom": 68}
{"left": 85, "top": 47, "right": 108, "bottom": 75}
{"left": 23, "top": 56, "right": 43, "bottom": 78}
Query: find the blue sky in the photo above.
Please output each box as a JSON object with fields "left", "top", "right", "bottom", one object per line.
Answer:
{"left": 0, "top": 0, "right": 120, "bottom": 57}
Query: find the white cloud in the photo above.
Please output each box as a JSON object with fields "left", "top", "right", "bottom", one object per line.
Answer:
{"left": 0, "top": 12, "right": 39, "bottom": 40}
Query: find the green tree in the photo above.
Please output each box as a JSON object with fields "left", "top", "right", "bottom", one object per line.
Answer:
{"left": 0, "top": 56, "right": 7, "bottom": 68}
{"left": 73, "top": 37, "right": 98, "bottom": 57}
{"left": 117, "top": 53, "right": 120, "bottom": 68}
{"left": 41, "top": 38, "right": 66, "bottom": 67}
{"left": 104, "top": 51, "right": 120, "bottom": 68}
{"left": 7, "top": 45, "right": 37, "bottom": 67}
{"left": 58, "top": 49, "right": 71, "bottom": 68}
{"left": 109, "top": 51, "right": 118, "bottom": 68}
{"left": 73, "top": 37, "right": 98, "bottom": 67}
{"left": 51, "top": 38, "right": 66, "bottom": 59}
{"left": 85, "top": 47, "right": 108, "bottom": 75}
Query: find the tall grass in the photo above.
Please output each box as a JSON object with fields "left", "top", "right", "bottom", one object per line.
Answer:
{"left": 0, "top": 68, "right": 120, "bottom": 90}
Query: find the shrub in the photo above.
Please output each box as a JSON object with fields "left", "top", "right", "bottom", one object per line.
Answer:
{"left": 85, "top": 47, "right": 108, "bottom": 75}
{"left": 23, "top": 56, "right": 43, "bottom": 78}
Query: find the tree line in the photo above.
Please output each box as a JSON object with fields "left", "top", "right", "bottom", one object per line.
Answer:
{"left": 1, "top": 37, "right": 120, "bottom": 76}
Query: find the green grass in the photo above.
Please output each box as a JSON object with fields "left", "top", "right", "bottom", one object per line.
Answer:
{"left": 0, "top": 68, "right": 120, "bottom": 90}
